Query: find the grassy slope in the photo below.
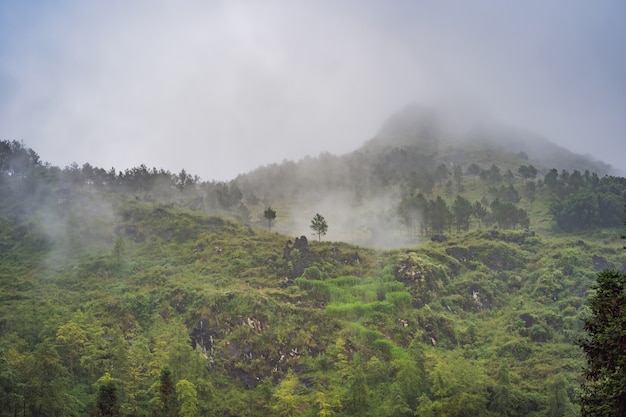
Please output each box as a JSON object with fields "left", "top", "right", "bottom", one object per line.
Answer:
{"left": 0, "top": 124, "right": 624, "bottom": 416}
{"left": 1, "top": 180, "right": 623, "bottom": 417}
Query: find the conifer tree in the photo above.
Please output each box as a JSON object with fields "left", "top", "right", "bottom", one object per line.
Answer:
{"left": 415, "top": 394, "right": 434, "bottom": 417}
{"left": 176, "top": 379, "right": 199, "bottom": 417}
{"left": 345, "top": 368, "right": 368, "bottom": 416}
{"left": 547, "top": 374, "right": 572, "bottom": 417}
{"left": 579, "top": 268, "right": 626, "bottom": 416}
{"left": 386, "top": 382, "right": 412, "bottom": 417}
{"left": 93, "top": 374, "right": 122, "bottom": 417}
{"left": 395, "top": 358, "right": 423, "bottom": 410}
{"left": 264, "top": 206, "right": 276, "bottom": 232}
{"left": 270, "top": 369, "right": 300, "bottom": 417}
{"left": 157, "top": 368, "right": 177, "bottom": 417}
{"left": 452, "top": 195, "right": 473, "bottom": 233}
{"left": 490, "top": 362, "right": 512, "bottom": 417}
{"left": 580, "top": 208, "right": 626, "bottom": 416}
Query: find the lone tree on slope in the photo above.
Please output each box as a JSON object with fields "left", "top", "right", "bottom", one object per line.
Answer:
{"left": 264, "top": 207, "right": 277, "bottom": 232}
{"left": 310, "top": 213, "right": 328, "bottom": 242}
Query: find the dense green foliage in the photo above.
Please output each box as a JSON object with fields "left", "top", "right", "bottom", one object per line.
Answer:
{"left": 579, "top": 269, "right": 626, "bottom": 416}
{"left": 546, "top": 169, "right": 626, "bottom": 232}
{"left": 0, "top": 135, "right": 624, "bottom": 417}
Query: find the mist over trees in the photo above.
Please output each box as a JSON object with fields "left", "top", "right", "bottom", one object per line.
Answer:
{"left": 228, "top": 106, "right": 621, "bottom": 243}
{"left": 0, "top": 104, "right": 625, "bottom": 416}
{"left": 546, "top": 169, "right": 626, "bottom": 231}
{"left": 1, "top": 111, "right": 624, "bottom": 248}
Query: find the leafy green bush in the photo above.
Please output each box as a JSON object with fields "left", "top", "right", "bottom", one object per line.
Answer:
{"left": 385, "top": 291, "right": 412, "bottom": 313}
{"left": 529, "top": 324, "right": 551, "bottom": 342}
{"left": 294, "top": 278, "right": 331, "bottom": 303}
{"left": 303, "top": 266, "right": 324, "bottom": 280}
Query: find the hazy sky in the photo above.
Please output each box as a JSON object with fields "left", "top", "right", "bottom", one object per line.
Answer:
{"left": 1, "top": 1, "right": 625, "bottom": 180}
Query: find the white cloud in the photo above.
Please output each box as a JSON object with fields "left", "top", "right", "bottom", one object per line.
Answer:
{"left": 1, "top": 0, "right": 625, "bottom": 179}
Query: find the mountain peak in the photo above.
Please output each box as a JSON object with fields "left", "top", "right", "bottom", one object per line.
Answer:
{"left": 369, "top": 103, "right": 613, "bottom": 175}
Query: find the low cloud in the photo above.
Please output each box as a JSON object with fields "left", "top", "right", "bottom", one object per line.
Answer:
{"left": 1, "top": 1, "right": 624, "bottom": 180}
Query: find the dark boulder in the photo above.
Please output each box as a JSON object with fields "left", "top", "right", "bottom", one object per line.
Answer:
{"left": 190, "top": 318, "right": 217, "bottom": 353}
{"left": 592, "top": 255, "right": 610, "bottom": 272}
{"left": 431, "top": 234, "right": 447, "bottom": 243}
{"left": 293, "top": 235, "right": 309, "bottom": 252}
{"left": 283, "top": 236, "right": 313, "bottom": 279}
{"left": 445, "top": 246, "right": 470, "bottom": 264}
{"left": 519, "top": 313, "right": 534, "bottom": 328}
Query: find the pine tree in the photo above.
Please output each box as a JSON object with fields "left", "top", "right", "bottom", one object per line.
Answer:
{"left": 157, "top": 368, "right": 177, "bottom": 417}
{"left": 395, "top": 359, "right": 423, "bottom": 410}
{"left": 579, "top": 268, "right": 626, "bottom": 416}
{"left": 385, "top": 382, "right": 412, "bottom": 417}
{"left": 490, "top": 362, "right": 512, "bottom": 417}
{"left": 345, "top": 368, "right": 368, "bottom": 416}
{"left": 547, "top": 374, "right": 571, "bottom": 417}
{"left": 270, "top": 369, "right": 300, "bottom": 417}
{"left": 264, "top": 207, "right": 277, "bottom": 232}
{"left": 176, "top": 379, "right": 199, "bottom": 417}
{"left": 93, "top": 374, "right": 122, "bottom": 417}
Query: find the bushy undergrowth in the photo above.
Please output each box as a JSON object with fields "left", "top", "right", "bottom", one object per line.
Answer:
{"left": 0, "top": 160, "right": 623, "bottom": 417}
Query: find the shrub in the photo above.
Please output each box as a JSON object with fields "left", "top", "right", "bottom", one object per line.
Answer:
{"left": 498, "top": 339, "right": 532, "bottom": 361}
{"left": 529, "top": 324, "right": 551, "bottom": 342}
{"left": 295, "top": 278, "right": 330, "bottom": 303}
{"left": 303, "top": 266, "right": 324, "bottom": 280}
{"left": 385, "top": 291, "right": 412, "bottom": 313}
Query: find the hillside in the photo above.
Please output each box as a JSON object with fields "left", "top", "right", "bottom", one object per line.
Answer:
{"left": 0, "top": 107, "right": 624, "bottom": 417}
{"left": 234, "top": 105, "right": 622, "bottom": 244}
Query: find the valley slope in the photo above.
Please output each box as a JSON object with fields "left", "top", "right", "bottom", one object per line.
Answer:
{"left": 0, "top": 108, "right": 624, "bottom": 417}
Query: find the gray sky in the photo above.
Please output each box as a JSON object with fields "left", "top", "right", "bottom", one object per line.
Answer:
{"left": 1, "top": 1, "right": 625, "bottom": 180}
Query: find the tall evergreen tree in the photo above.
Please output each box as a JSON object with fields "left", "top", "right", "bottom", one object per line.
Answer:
{"left": 385, "top": 382, "right": 412, "bottom": 417}
{"left": 93, "top": 374, "right": 122, "bottom": 417}
{"left": 547, "top": 374, "right": 572, "bottom": 417}
{"left": 264, "top": 206, "right": 277, "bottom": 232}
{"left": 345, "top": 368, "right": 368, "bottom": 416}
{"left": 453, "top": 165, "right": 464, "bottom": 192}
{"left": 579, "top": 268, "right": 626, "bottom": 416}
{"left": 176, "top": 379, "right": 199, "bottom": 417}
{"left": 490, "top": 362, "right": 512, "bottom": 417}
{"left": 428, "top": 196, "right": 450, "bottom": 235}
{"left": 580, "top": 212, "right": 626, "bottom": 416}
{"left": 157, "top": 368, "right": 177, "bottom": 417}
{"left": 395, "top": 358, "right": 423, "bottom": 410}
{"left": 270, "top": 369, "right": 300, "bottom": 417}
{"left": 452, "top": 195, "right": 473, "bottom": 233}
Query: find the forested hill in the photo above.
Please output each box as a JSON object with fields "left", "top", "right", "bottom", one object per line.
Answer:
{"left": 233, "top": 104, "right": 613, "bottom": 205}
{"left": 0, "top": 108, "right": 624, "bottom": 416}
{"left": 232, "top": 105, "right": 623, "bottom": 244}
